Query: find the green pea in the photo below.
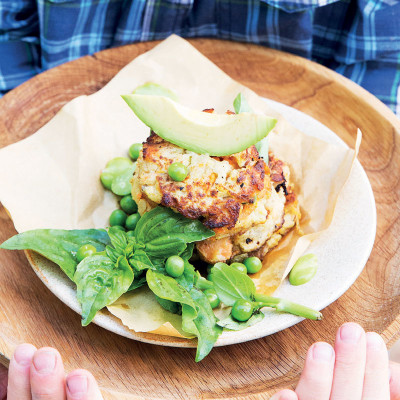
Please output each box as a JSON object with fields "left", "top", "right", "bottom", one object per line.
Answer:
{"left": 109, "top": 209, "right": 127, "bottom": 226}
{"left": 126, "top": 230, "right": 135, "bottom": 238}
{"left": 204, "top": 289, "right": 220, "bottom": 309}
{"left": 120, "top": 195, "right": 138, "bottom": 214}
{"left": 289, "top": 254, "right": 318, "bottom": 286}
{"left": 100, "top": 172, "right": 114, "bottom": 190}
{"left": 76, "top": 244, "right": 97, "bottom": 263}
{"left": 165, "top": 255, "right": 185, "bottom": 278}
{"left": 243, "top": 256, "right": 262, "bottom": 274}
{"left": 129, "top": 143, "right": 143, "bottom": 160}
{"left": 168, "top": 162, "right": 188, "bottom": 182}
{"left": 231, "top": 299, "right": 253, "bottom": 322}
{"left": 230, "top": 262, "right": 247, "bottom": 274}
{"left": 125, "top": 213, "right": 141, "bottom": 231}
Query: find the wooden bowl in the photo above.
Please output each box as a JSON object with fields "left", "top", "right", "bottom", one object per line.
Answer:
{"left": 0, "top": 39, "right": 399, "bottom": 399}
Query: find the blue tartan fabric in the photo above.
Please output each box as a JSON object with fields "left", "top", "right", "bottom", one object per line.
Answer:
{"left": 1, "top": 0, "right": 400, "bottom": 114}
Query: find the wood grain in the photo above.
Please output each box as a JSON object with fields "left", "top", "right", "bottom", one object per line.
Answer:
{"left": 0, "top": 38, "right": 399, "bottom": 399}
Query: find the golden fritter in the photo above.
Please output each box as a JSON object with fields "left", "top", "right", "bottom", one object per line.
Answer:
{"left": 196, "top": 154, "right": 300, "bottom": 263}
{"left": 132, "top": 133, "right": 300, "bottom": 263}
{"left": 133, "top": 133, "right": 267, "bottom": 229}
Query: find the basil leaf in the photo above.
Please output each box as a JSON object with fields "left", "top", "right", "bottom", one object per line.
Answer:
{"left": 176, "top": 260, "right": 196, "bottom": 291}
{"left": 146, "top": 269, "right": 197, "bottom": 311}
{"left": 0, "top": 229, "right": 110, "bottom": 280}
{"left": 107, "top": 227, "right": 128, "bottom": 254}
{"left": 128, "top": 276, "right": 147, "bottom": 291}
{"left": 74, "top": 254, "right": 134, "bottom": 326}
{"left": 255, "top": 137, "right": 269, "bottom": 163}
{"left": 175, "top": 243, "right": 196, "bottom": 291}
{"left": 195, "top": 275, "right": 214, "bottom": 291}
{"left": 129, "top": 249, "right": 156, "bottom": 272}
{"left": 211, "top": 263, "right": 256, "bottom": 306}
{"left": 232, "top": 93, "right": 268, "bottom": 161}
{"left": 180, "top": 243, "right": 194, "bottom": 262}
{"left": 135, "top": 207, "right": 214, "bottom": 246}
{"left": 105, "top": 246, "right": 120, "bottom": 263}
{"left": 145, "top": 236, "right": 187, "bottom": 259}
{"left": 181, "top": 288, "right": 222, "bottom": 362}
{"left": 217, "top": 313, "right": 265, "bottom": 331}
{"left": 155, "top": 296, "right": 182, "bottom": 315}
{"left": 233, "top": 93, "right": 252, "bottom": 114}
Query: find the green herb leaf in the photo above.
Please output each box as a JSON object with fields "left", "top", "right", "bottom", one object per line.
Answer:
{"left": 255, "top": 137, "right": 269, "bottom": 163}
{"left": 211, "top": 263, "right": 256, "bottom": 306}
{"left": 0, "top": 229, "right": 110, "bottom": 280}
{"left": 145, "top": 236, "right": 187, "bottom": 259}
{"left": 155, "top": 296, "right": 182, "bottom": 314}
{"left": 135, "top": 207, "right": 214, "bottom": 250}
{"left": 175, "top": 243, "right": 196, "bottom": 291}
{"left": 74, "top": 254, "right": 134, "bottom": 326}
{"left": 176, "top": 260, "right": 196, "bottom": 291}
{"left": 233, "top": 93, "right": 268, "bottom": 161}
{"left": 107, "top": 227, "right": 128, "bottom": 254}
{"left": 105, "top": 246, "right": 120, "bottom": 263}
{"left": 195, "top": 275, "right": 214, "bottom": 291}
{"left": 181, "top": 288, "right": 222, "bottom": 362}
{"left": 217, "top": 313, "right": 265, "bottom": 331}
{"left": 128, "top": 276, "right": 147, "bottom": 291}
{"left": 233, "top": 93, "right": 252, "bottom": 114}
{"left": 146, "top": 269, "right": 197, "bottom": 311}
{"left": 129, "top": 249, "right": 156, "bottom": 272}
{"left": 180, "top": 243, "right": 194, "bottom": 262}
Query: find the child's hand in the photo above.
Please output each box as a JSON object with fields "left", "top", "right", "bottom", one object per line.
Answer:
{"left": 2, "top": 323, "right": 399, "bottom": 400}
{"left": 271, "top": 322, "right": 400, "bottom": 400}
{"left": 0, "top": 344, "right": 103, "bottom": 400}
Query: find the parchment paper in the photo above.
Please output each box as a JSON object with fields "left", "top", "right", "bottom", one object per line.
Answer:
{"left": 0, "top": 35, "right": 360, "bottom": 337}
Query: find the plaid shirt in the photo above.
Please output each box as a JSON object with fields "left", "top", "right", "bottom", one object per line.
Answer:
{"left": 1, "top": 0, "right": 400, "bottom": 114}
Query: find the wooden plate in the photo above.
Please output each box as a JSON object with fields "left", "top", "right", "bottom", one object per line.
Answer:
{"left": 1, "top": 39, "right": 399, "bottom": 399}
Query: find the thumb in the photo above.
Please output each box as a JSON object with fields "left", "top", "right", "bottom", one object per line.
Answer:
{"left": 390, "top": 361, "right": 400, "bottom": 400}
{"left": 0, "top": 363, "right": 7, "bottom": 400}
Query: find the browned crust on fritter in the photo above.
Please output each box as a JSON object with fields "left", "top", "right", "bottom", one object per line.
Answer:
{"left": 141, "top": 132, "right": 268, "bottom": 229}
{"left": 269, "top": 152, "right": 298, "bottom": 205}
{"left": 268, "top": 153, "right": 286, "bottom": 185}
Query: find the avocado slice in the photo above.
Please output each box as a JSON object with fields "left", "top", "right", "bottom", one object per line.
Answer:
{"left": 133, "top": 82, "right": 179, "bottom": 102}
{"left": 122, "top": 94, "right": 277, "bottom": 156}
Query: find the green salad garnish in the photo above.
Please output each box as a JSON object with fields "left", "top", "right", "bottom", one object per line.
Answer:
{"left": 0, "top": 206, "right": 322, "bottom": 361}
{"left": 0, "top": 92, "right": 322, "bottom": 362}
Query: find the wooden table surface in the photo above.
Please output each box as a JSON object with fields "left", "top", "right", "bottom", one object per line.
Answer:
{"left": 0, "top": 38, "right": 400, "bottom": 399}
